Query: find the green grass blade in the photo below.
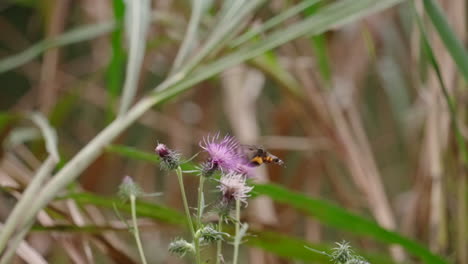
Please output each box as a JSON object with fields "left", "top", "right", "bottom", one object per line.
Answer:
{"left": 247, "top": 231, "right": 330, "bottom": 263}
{"left": 170, "top": 0, "right": 205, "bottom": 73}
{"left": 302, "top": 0, "right": 331, "bottom": 84}
{"left": 0, "top": 112, "right": 18, "bottom": 133}
{"left": 311, "top": 35, "right": 331, "bottom": 84}
{"left": 118, "top": 0, "right": 151, "bottom": 116}
{"left": 231, "top": 0, "right": 323, "bottom": 47}
{"left": 248, "top": 231, "right": 395, "bottom": 264}
{"left": 0, "top": 21, "right": 116, "bottom": 73}
{"left": 66, "top": 192, "right": 185, "bottom": 226}
{"left": 250, "top": 52, "right": 302, "bottom": 97}
{"left": 253, "top": 183, "right": 448, "bottom": 264}
{"left": 106, "top": 144, "right": 159, "bottom": 163}
{"left": 106, "top": 0, "right": 126, "bottom": 100}
{"left": 423, "top": 0, "right": 468, "bottom": 81}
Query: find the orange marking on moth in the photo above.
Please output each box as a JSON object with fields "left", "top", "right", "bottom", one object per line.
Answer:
{"left": 251, "top": 156, "right": 264, "bottom": 165}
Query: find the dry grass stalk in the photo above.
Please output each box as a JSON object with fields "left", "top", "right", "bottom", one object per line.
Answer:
{"left": 38, "top": 0, "right": 71, "bottom": 114}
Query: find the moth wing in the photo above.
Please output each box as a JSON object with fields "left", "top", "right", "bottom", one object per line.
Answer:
{"left": 238, "top": 145, "right": 261, "bottom": 160}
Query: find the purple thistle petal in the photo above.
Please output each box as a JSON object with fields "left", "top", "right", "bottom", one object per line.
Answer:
{"left": 155, "top": 143, "right": 170, "bottom": 158}
{"left": 199, "top": 133, "right": 243, "bottom": 173}
{"left": 234, "top": 163, "right": 255, "bottom": 178}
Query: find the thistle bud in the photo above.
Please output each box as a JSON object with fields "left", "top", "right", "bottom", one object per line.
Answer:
{"left": 118, "top": 176, "right": 143, "bottom": 201}
{"left": 198, "top": 160, "right": 218, "bottom": 178}
{"left": 345, "top": 258, "right": 370, "bottom": 264}
{"left": 331, "top": 241, "right": 353, "bottom": 264}
{"left": 196, "top": 224, "right": 227, "bottom": 245}
{"left": 168, "top": 238, "right": 195, "bottom": 257}
{"left": 155, "top": 143, "right": 180, "bottom": 170}
{"left": 156, "top": 143, "right": 170, "bottom": 157}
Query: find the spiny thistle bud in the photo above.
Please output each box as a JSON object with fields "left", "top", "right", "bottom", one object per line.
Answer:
{"left": 118, "top": 176, "right": 143, "bottom": 201}
{"left": 196, "top": 224, "right": 227, "bottom": 245}
{"left": 306, "top": 241, "right": 370, "bottom": 264}
{"left": 212, "top": 203, "right": 234, "bottom": 221}
{"left": 198, "top": 160, "right": 218, "bottom": 177}
{"left": 168, "top": 238, "right": 195, "bottom": 257}
{"left": 345, "top": 257, "right": 370, "bottom": 264}
{"left": 155, "top": 143, "right": 180, "bottom": 170}
{"left": 331, "top": 241, "right": 354, "bottom": 264}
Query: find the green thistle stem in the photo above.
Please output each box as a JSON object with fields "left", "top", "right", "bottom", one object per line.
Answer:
{"left": 175, "top": 167, "right": 200, "bottom": 264}
{"left": 233, "top": 199, "right": 241, "bottom": 264}
{"left": 216, "top": 216, "right": 223, "bottom": 264}
{"left": 194, "top": 175, "right": 205, "bottom": 263}
{"left": 197, "top": 176, "right": 205, "bottom": 227}
{"left": 130, "top": 195, "right": 148, "bottom": 264}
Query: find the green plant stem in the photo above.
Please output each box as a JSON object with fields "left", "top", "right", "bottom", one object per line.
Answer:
{"left": 175, "top": 167, "right": 200, "bottom": 264}
{"left": 216, "top": 216, "right": 223, "bottom": 264}
{"left": 197, "top": 176, "right": 205, "bottom": 227}
{"left": 194, "top": 175, "right": 205, "bottom": 263}
{"left": 194, "top": 233, "right": 201, "bottom": 264}
{"left": 233, "top": 199, "right": 241, "bottom": 264}
{"left": 130, "top": 195, "right": 148, "bottom": 264}
{"left": 175, "top": 167, "right": 196, "bottom": 236}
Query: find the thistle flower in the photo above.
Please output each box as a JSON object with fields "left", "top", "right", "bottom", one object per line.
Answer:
{"left": 118, "top": 176, "right": 143, "bottom": 201}
{"left": 168, "top": 238, "right": 195, "bottom": 257}
{"left": 199, "top": 134, "right": 243, "bottom": 176}
{"left": 155, "top": 143, "right": 180, "bottom": 170}
{"left": 217, "top": 172, "right": 253, "bottom": 206}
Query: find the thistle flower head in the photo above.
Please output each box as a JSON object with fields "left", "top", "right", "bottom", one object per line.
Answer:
{"left": 118, "top": 176, "right": 143, "bottom": 201}
{"left": 168, "top": 238, "right": 195, "bottom": 257}
{"left": 217, "top": 172, "right": 253, "bottom": 206}
{"left": 155, "top": 143, "right": 180, "bottom": 170}
{"left": 199, "top": 133, "right": 243, "bottom": 175}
